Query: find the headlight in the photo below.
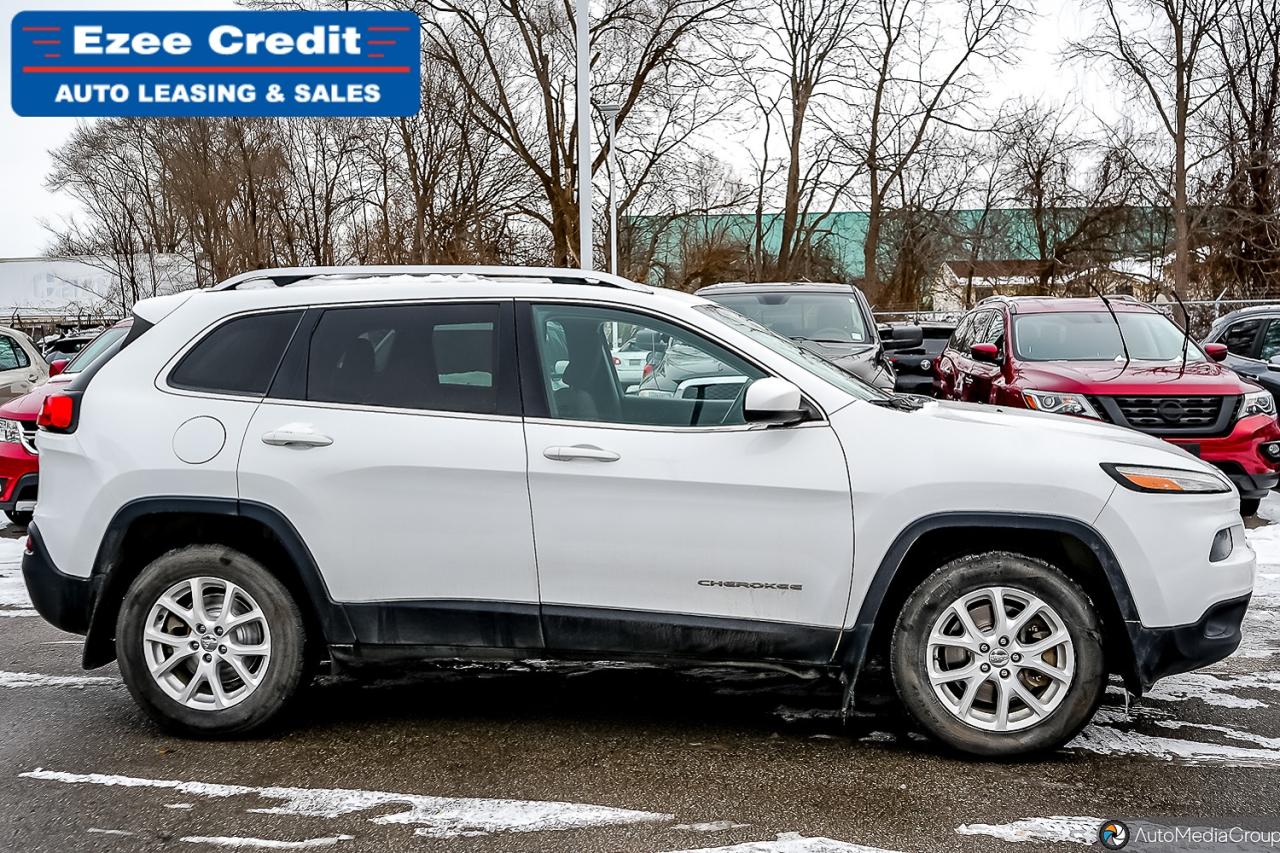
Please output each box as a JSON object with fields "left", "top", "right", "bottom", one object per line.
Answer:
{"left": 1102, "top": 463, "right": 1231, "bottom": 494}
{"left": 1023, "top": 390, "right": 1100, "bottom": 419}
{"left": 1242, "top": 389, "right": 1276, "bottom": 418}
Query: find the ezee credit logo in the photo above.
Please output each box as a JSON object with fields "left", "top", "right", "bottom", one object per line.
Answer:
{"left": 11, "top": 10, "right": 421, "bottom": 117}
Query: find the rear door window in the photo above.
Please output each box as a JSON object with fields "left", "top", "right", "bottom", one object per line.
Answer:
{"left": 1258, "top": 320, "right": 1280, "bottom": 362}
{"left": 170, "top": 311, "right": 304, "bottom": 396}
{"left": 0, "top": 335, "right": 29, "bottom": 370}
{"left": 1221, "top": 318, "right": 1264, "bottom": 358}
{"left": 304, "top": 302, "right": 517, "bottom": 416}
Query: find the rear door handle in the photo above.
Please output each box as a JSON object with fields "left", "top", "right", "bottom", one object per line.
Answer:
{"left": 543, "top": 444, "right": 621, "bottom": 462}
{"left": 262, "top": 427, "right": 333, "bottom": 448}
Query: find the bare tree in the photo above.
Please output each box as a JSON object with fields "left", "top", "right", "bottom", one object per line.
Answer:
{"left": 1202, "top": 0, "right": 1280, "bottom": 296}
{"left": 840, "top": 0, "right": 1028, "bottom": 302}
{"left": 1070, "top": 0, "right": 1227, "bottom": 296}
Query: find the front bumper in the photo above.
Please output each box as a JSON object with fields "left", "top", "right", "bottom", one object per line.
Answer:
{"left": 1165, "top": 413, "right": 1280, "bottom": 497}
{"left": 21, "top": 522, "right": 93, "bottom": 635}
{"left": 1129, "top": 594, "right": 1250, "bottom": 692}
{"left": 0, "top": 439, "right": 38, "bottom": 512}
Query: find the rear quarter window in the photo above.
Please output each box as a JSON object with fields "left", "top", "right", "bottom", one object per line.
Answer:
{"left": 169, "top": 310, "right": 304, "bottom": 396}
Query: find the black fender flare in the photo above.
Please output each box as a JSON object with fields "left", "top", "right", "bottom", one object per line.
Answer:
{"left": 836, "top": 511, "right": 1143, "bottom": 693}
{"left": 82, "top": 496, "right": 354, "bottom": 668}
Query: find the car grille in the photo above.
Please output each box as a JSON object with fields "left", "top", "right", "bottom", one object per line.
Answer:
{"left": 19, "top": 421, "right": 37, "bottom": 456}
{"left": 1091, "top": 395, "right": 1237, "bottom": 437}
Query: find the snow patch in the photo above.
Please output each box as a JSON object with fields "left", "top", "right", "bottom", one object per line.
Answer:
{"left": 662, "top": 833, "right": 903, "bottom": 852}
{"left": 0, "top": 535, "right": 34, "bottom": 615}
{"left": 1069, "top": 723, "right": 1280, "bottom": 767}
{"left": 1144, "top": 671, "right": 1280, "bottom": 709}
{"left": 181, "top": 836, "right": 353, "bottom": 849}
{"left": 166, "top": 803, "right": 195, "bottom": 810}
{"left": 23, "top": 769, "right": 673, "bottom": 840}
{"left": 955, "top": 816, "right": 1099, "bottom": 844}
{"left": 88, "top": 828, "right": 136, "bottom": 837}
{"left": 0, "top": 671, "right": 117, "bottom": 689}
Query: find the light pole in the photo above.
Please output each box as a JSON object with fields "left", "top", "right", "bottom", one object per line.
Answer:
{"left": 575, "top": 0, "right": 593, "bottom": 271}
{"left": 599, "top": 102, "right": 620, "bottom": 275}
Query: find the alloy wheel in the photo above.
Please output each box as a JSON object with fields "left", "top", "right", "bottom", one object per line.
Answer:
{"left": 925, "top": 586, "right": 1075, "bottom": 732}
{"left": 142, "top": 576, "right": 272, "bottom": 711}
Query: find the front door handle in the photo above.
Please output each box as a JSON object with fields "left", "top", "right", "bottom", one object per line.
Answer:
{"left": 262, "top": 426, "right": 333, "bottom": 448}
{"left": 543, "top": 444, "right": 621, "bottom": 462}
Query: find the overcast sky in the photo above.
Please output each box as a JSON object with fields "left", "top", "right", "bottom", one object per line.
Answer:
{"left": 0, "top": 0, "right": 1117, "bottom": 258}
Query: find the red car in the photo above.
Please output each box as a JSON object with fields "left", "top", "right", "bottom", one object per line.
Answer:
{"left": 936, "top": 296, "right": 1280, "bottom": 515}
{"left": 0, "top": 320, "right": 131, "bottom": 525}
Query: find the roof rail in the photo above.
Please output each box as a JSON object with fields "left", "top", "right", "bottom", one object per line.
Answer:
{"left": 212, "top": 265, "right": 651, "bottom": 293}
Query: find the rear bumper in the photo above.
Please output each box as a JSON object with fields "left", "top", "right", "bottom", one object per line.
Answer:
{"left": 20, "top": 522, "right": 93, "bottom": 635}
{"left": 1130, "top": 594, "right": 1250, "bottom": 692}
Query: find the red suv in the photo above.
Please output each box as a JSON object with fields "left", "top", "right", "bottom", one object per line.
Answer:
{"left": 936, "top": 296, "right": 1280, "bottom": 515}
{"left": 0, "top": 319, "right": 131, "bottom": 525}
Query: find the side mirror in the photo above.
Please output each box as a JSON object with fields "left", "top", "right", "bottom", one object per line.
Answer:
{"left": 744, "top": 378, "right": 807, "bottom": 426}
{"left": 970, "top": 343, "right": 1001, "bottom": 363}
{"left": 48, "top": 358, "right": 69, "bottom": 377}
{"left": 1268, "top": 355, "right": 1280, "bottom": 371}
{"left": 883, "top": 325, "right": 924, "bottom": 351}
{"left": 1203, "top": 342, "right": 1228, "bottom": 362}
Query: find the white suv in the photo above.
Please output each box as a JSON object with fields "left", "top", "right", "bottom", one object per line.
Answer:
{"left": 22, "top": 266, "right": 1255, "bottom": 755}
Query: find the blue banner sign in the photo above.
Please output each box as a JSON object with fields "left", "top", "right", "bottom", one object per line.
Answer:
{"left": 11, "top": 10, "right": 421, "bottom": 117}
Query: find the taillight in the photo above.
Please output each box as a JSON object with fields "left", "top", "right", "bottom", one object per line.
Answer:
{"left": 613, "top": 356, "right": 621, "bottom": 365}
{"left": 38, "top": 392, "right": 78, "bottom": 433}
{"left": 642, "top": 363, "right": 654, "bottom": 378}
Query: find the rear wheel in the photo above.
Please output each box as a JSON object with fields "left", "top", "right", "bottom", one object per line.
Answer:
{"left": 890, "top": 551, "right": 1105, "bottom": 756}
{"left": 4, "top": 510, "right": 32, "bottom": 527}
{"left": 116, "top": 546, "right": 306, "bottom": 736}
{"left": 1241, "top": 498, "right": 1261, "bottom": 517}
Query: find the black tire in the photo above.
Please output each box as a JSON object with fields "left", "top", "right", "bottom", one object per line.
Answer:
{"left": 1241, "top": 498, "right": 1261, "bottom": 517}
{"left": 890, "top": 551, "right": 1105, "bottom": 757}
{"left": 4, "top": 510, "right": 32, "bottom": 527}
{"left": 116, "top": 546, "right": 307, "bottom": 737}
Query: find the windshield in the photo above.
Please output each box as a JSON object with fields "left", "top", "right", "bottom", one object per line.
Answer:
{"left": 697, "top": 304, "right": 887, "bottom": 401}
{"left": 63, "top": 325, "right": 129, "bottom": 374}
{"left": 706, "top": 292, "right": 871, "bottom": 344}
{"left": 1013, "top": 311, "right": 1206, "bottom": 362}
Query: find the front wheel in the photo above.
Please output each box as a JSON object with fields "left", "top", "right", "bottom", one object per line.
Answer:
{"left": 890, "top": 552, "right": 1105, "bottom": 756}
{"left": 116, "top": 546, "right": 307, "bottom": 737}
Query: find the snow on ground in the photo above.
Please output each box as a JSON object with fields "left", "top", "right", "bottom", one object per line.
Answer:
{"left": 955, "top": 817, "right": 1100, "bottom": 845}
{"left": 0, "top": 523, "right": 33, "bottom": 617}
{"left": 178, "top": 836, "right": 354, "bottom": 849}
{"left": 660, "top": 833, "right": 903, "bottom": 853}
{"left": 21, "top": 769, "right": 674, "bottom": 841}
{"left": 0, "top": 671, "right": 116, "bottom": 689}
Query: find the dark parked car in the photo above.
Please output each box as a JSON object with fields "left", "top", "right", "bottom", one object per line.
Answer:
{"left": 881, "top": 321, "right": 956, "bottom": 395}
{"left": 1203, "top": 306, "right": 1280, "bottom": 398}
{"left": 696, "top": 281, "right": 921, "bottom": 391}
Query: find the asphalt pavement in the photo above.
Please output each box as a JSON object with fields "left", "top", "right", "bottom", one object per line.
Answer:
{"left": 3, "top": 508, "right": 1280, "bottom": 853}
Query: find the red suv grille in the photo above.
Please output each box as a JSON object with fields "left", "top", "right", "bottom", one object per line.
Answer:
{"left": 1091, "top": 395, "right": 1238, "bottom": 436}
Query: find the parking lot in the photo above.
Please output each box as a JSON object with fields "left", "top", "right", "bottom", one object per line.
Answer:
{"left": 0, "top": 503, "right": 1276, "bottom": 852}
